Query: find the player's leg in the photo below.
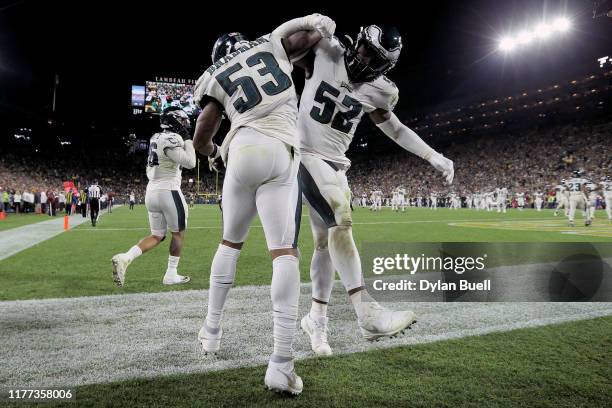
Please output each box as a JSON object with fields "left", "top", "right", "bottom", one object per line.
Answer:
{"left": 247, "top": 138, "right": 302, "bottom": 394}
{"left": 300, "top": 155, "right": 416, "bottom": 341}
{"left": 568, "top": 196, "right": 577, "bottom": 226}
{"left": 606, "top": 198, "right": 612, "bottom": 220}
{"left": 300, "top": 204, "right": 334, "bottom": 356}
{"left": 160, "top": 190, "right": 191, "bottom": 285}
{"left": 200, "top": 144, "right": 258, "bottom": 353}
{"left": 111, "top": 191, "right": 166, "bottom": 287}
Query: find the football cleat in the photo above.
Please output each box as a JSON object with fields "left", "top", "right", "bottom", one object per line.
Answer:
{"left": 198, "top": 325, "right": 222, "bottom": 354}
{"left": 358, "top": 302, "right": 417, "bottom": 341}
{"left": 301, "top": 314, "right": 332, "bottom": 356}
{"left": 111, "top": 253, "right": 131, "bottom": 287}
{"left": 162, "top": 274, "right": 191, "bottom": 285}
{"left": 569, "top": 221, "right": 575, "bottom": 227}
{"left": 585, "top": 220, "right": 592, "bottom": 227}
{"left": 264, "top": 360, "right": 303, "bottom": 395}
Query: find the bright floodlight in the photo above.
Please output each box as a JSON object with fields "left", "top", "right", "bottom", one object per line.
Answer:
{"left": 517, "top": 31, "right": 533, "bottom": 44}
{"left": 499, "top": 37, "right": 516, "bottom": 52}
{"left": 534, "top": 23, "right": 553, "bottom": 39}
{"left": 553, "top": 17, "right": 571, "bottom": 32}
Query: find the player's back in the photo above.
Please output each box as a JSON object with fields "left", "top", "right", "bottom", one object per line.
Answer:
{"left": 146, "top": 131, "right": 184, "bottom": 191}
{"left": 194, "top": 35, "right": 297, "bottom": 160}
{"left": 566, "top": 178, "right": 588, "bottom": 194}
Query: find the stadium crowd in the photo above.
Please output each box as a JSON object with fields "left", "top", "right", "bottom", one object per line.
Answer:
{"left": 348, "top": 120, "right": 612, "bottom": 200}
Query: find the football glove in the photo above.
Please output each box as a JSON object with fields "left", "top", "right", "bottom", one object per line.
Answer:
{"left": 309, "top": 14, "right": 336, "bottom": 39}
{"left": 428, "top": 152, "right": 454, "bottom": 184}
{"left": 208, "top": 144, "right": 225, "bottom": 174}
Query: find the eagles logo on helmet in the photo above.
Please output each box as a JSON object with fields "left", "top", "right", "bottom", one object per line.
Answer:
{"left": 211, "top": 32, "right": 250, "bottom": 63}
{"left": 160, "top": 107, "right": 192, "bottom": 139}
{"left": 344, "top": 25, "right": 402, "bottom": 83}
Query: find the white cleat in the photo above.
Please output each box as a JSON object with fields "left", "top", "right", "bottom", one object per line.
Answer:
{"left": 301, "top": 314, "right": 332, "bottom": 356}
{"left": 264, "top": 360, "right": 303, "bottom": 396}
{"left": 358, "top": 302, "right": 417, "bottom": 341}
{"left": 162, "top": 274, "right": 191, "bottom": 285}
{"left": 198, "top": 325, "right": 222, "bottom": 354}
{"left": 111, "top": 254, "right": 131, "bottom": 287}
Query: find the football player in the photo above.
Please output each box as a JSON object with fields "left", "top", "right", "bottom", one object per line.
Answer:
{"left": 566, "top": 170, "right": 592, "bottom": 227}
{"left": 191, "top": 15, "right": 336, "bottom": 395}
{"left": 397, "top": 185, "right": 407, "bottom": 211}
{"left": 111, "top": 107, "right": 196, "bottom": 287}
{"left": 553, "top": 179, "right": 569, "bottom": 217}
{"left": 430, "top": 191, "right": 438, "bottom": 210}
{"left": 602, "top": 176, "right": 612, "bottom": 220}
{"left": 534, "top": 191, "right": 543, "bottom": 211}
{"left": 294, "top": 25, "right": 453, "bottom": 356}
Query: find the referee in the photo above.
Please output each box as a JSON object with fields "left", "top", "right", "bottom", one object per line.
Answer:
{"left": 88, "top": 181, "right": 102, "bottom": 227}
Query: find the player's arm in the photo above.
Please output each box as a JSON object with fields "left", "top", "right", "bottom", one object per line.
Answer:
{"left": 193, "top": 101, "right": 223, "bottom": 157}
{"left": 272, "top": 14, "right": 335, "bottom": 60}
{"left": 370, "top": 109, "right": 454, "bottom": 184}
{"left": 165, "top": 138, "right": 196, "bottom": 169}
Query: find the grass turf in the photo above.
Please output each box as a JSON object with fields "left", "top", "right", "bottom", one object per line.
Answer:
{"left": 0, "top": 212, "right": 53, "bottom": 232}
{"left": 0, "top": 205, "right": 610, "bottom": 301}
{"left": 37, "top": 315, "right": 612, "bottom": 408}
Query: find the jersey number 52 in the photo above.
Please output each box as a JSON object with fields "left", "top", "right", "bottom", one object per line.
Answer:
{"left": 215, "top": 52, "right": 292, "bottom": 113}
{"left": 310, "top": 81, "right": 363, "bottom": 134}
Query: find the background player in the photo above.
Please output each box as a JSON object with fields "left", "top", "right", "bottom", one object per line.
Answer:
{"left": 111, "top": 107, "right": 196, "bottom": 287}
{"left": 602, "top": 176, "right": 612, "bottom": 221}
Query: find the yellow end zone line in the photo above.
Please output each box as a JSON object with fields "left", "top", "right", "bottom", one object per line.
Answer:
{"left": 448, "top": 219, "right": 612, "bottom": 238}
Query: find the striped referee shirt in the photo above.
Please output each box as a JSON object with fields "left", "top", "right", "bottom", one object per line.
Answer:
{"left": 88, "top": 185, "right": 101, "bottom": 199}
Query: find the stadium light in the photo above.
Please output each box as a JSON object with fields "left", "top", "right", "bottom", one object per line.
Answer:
{"left": 497, "top": 16, "right": 572, "bottom": 53}
{"left": 499, "top": 37, "right": 516, "bottom": 52}
{"left": 553, "top": 17, "right": 571, "bottom": 32}
{"left": 534, "top": 23, "right": 553, "bottom": 39}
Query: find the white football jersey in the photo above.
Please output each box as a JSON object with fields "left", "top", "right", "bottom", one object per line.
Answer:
{"left": 146, "top": 131, "right": 186, "bottom": 191}
{"left": 566, "top": 178, "right": 589, "bottom": 195}
{"left": 194, "top": 34, "right": 297, "bottom": 161}
{"left": 602, "top": 181, "right": 612, "bottom": 198}
{"left": 398, "top": 188, "right": 406, "bottom": 197}
{"left": 298, "top": 37, "right": 399, "bottom": 167}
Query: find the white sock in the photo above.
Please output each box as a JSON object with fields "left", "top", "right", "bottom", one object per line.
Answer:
{"left": 126, "top": 245, "right": 142, "bottom": 261}
{"left": 310, "top": 301, "right": 327, "bottom": 320}
{"left": 310, "top": 248, "right": 334, "bottom": 306}
{"left": 349, "top": 289, "right": 375, "bottom": 321}
{"left": 328, "top": 225, "right": 364, "bottom": 294}
{"left": 166, "top": 255, "right": 180, "bottom": 276}
{"left": 206, "top": 244, "right": 240, "bottom": 329}
{"left": 271, "top": 255, "right": 300, "bottom": 359}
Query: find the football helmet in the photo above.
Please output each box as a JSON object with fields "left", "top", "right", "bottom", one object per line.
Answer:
{"left": 160, "top": 107, "right": 191, "bottom": 138}
{"left": 344, "top": 25, "right": 402, "bottom": 83}
{"left": 211, "top": 32, "right": 250, "bottom": 63}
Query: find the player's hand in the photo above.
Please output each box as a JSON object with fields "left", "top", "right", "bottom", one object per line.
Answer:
{"left": 208, "top": 144, "right": 225, "bottom": 173}
{"left": 308, "top": 14, "right": 336, "bottom": 38}
{"left": 429, "top": 152, "right": 454, "bottom": 184}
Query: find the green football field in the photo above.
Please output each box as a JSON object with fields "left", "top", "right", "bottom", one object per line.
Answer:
{"left": 0, "top": 212, "right": 51, "bottom": 231}
{"left": 0, "top": 205, "right": 611, "bottom": 301}
{"left": 1, "top": 205, "right": 611, "bottom": 407}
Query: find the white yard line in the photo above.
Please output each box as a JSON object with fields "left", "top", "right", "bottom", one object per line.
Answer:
{"left": 0, "top": 281, "right": 610, "bottom": 388}
{"left": 67, "top": 218, "right": 562, "bottom": 232}
{"left": 0, "top": 215, "right": 90, "bottom": 261}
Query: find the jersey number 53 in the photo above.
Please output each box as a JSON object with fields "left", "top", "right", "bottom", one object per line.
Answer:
{"left": 215, "top": 52, "right": 292, "bottom": 113}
